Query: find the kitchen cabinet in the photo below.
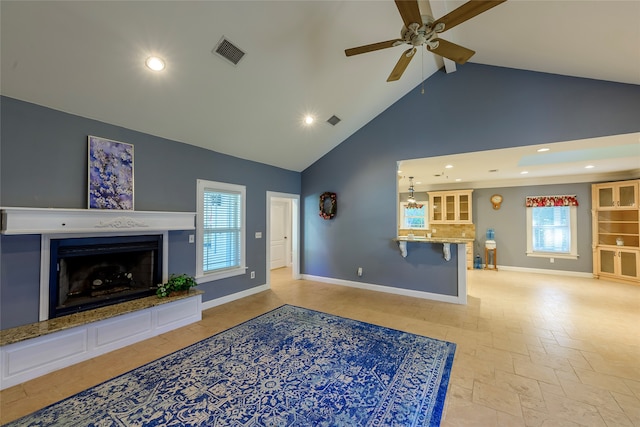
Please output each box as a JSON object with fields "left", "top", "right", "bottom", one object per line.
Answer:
{"left": 428, "top": 190, "right": 473, "bottom": 224}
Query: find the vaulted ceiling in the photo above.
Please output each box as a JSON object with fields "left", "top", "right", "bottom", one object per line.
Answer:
{"left": 2, "top": 1, "right": 639, "bottom": 172}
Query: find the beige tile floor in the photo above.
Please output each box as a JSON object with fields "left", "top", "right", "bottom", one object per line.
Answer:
{"left": 1, "top": 268, "right": 639, "bottom": 426}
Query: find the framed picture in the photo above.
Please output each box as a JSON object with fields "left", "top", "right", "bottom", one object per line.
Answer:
{"left": 88, "top": 136, "right": 134, "bottom": 210}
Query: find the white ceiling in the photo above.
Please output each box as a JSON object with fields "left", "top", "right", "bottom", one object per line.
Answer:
{"left": 398, "top": 133, "right": 640, "bottom": 192}
{"left": 1, "top": 1, "right": 639, "bottom": 173}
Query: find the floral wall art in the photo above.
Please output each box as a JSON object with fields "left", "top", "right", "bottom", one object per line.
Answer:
{"left": 88, "top": 136, "right": 134, "bottom": 210}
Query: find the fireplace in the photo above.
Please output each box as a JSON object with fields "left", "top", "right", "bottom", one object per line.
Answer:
{"left": 49, "top": 234, "right": 163, "bottom": 318}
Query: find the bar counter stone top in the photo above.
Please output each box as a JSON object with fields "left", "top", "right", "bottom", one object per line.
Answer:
{"left": 394, "top": 236, "right": 474, "bottom": 244}
{"left": 0, "top": 290, "right": 204, "bottom": 347}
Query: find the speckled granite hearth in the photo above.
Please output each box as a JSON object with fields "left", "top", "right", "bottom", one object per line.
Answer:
{"left": 1, "top": 290, "right": 203, "bottom": 347}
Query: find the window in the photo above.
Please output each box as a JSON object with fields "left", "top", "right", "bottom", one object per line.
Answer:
{"left": 196, "top": 179, "right": 246, "bottom": 281}
{"left": 526, "top": 206, "right": 578, "bottom": 259}
{"left": 400, "top": 201, "right": 428, "bottom": 229}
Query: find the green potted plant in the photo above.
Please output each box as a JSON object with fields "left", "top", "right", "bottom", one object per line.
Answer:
{"left": 156, "top": 273, "right": 197, "bottom": 298}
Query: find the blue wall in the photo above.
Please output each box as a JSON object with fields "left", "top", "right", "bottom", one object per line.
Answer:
{"left": 301, "top": 64, "right": 640, "bottom": 289}
{"left": 2, "top": 64, "right": 640, "bottom": 329}
{"left": 0, "top": 96, "right": 300, "bottom": 329}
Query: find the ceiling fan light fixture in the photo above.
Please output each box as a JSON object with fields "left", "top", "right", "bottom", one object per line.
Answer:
{"left": 145, "top": 56, "right": 165, "bottom": 71}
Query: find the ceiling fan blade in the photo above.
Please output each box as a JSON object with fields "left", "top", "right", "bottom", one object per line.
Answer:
{"left": 345, "top": 39, "right": 403, "bottom": 57}
{"left": 387, "top": 48, "right": 416, "bottom": 82}
{"left": 394, "top": 0, "right": 423, "bottom": 28}
{"left": 433, "top": 0, "right": 506, "bottom": 32}
{"left": 427, "top": 38, "right": 475, "bottom": 64}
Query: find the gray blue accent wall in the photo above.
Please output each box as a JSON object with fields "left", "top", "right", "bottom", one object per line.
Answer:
{"left": 472, "top": 183, "right": 593, "bottom": 272}
{"left": 2, "top": 63, "right": 640, "bottom": 330}
{"left": 301, "top": 64, "right": 640, "bottom": 290}
{"left": 0, "top": 96, "right": 300, "bottom": 329}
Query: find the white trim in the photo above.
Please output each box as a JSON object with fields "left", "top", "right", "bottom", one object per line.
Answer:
{"left": 39, "top": 231, "right": 169, "bottom": 321}
{"left": 496, "top": 265, "right": 594, "bottom": 278}
{"left": 196, "top": 179, "right": 246, "bottom": 281}
{"left": 200, "top": 284, "right": 269, "bottom": 311}
{"left": 1, "top": 207, "right": 194, "bottom": 235}
{"left": 301, "top": 274, "right": 465, "bottom": 305}
{"left": 266, "top": 192, "right": 301, "bottom": 285}
{"left": 526, "top": 205, "right": 578, "bottom": 258}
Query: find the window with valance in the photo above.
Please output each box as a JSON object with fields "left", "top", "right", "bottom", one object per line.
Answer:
{"left": 525, "top": 195, "right": 579, "bottom": 207}
{"left": 526, "top": 195, "right": 579, "bottom": 259}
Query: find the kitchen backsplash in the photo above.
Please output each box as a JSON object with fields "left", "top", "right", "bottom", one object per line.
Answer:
{"left": 398, "top": 223, "right": 475, "bottom": 239}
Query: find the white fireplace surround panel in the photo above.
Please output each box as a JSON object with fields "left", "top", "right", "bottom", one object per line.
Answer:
{"left": 1, "top": 207, "right": 195, "bottom": 235}
{"left": 0, "top": 207, "right": 196, "bottom": 321}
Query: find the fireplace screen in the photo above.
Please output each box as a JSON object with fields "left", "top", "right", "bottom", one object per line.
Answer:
{"left": 49, "top": 235, "right": 163, "bottom": 318}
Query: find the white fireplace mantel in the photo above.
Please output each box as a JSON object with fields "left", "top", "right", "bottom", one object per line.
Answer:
{"left": 1, "top": 207, "right": 195, "bottom": 235}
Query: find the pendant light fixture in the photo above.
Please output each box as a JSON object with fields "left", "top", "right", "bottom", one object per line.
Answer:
{"left": 407, "top": 176, "right": 418, "bottom": 208}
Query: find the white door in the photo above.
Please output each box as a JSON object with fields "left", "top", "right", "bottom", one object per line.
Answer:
{"left": 270, "top": 199, "right": 289, "bottom": 269}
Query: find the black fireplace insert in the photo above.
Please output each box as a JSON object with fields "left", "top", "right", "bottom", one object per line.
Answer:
{"left": 49, "top": 234, "right": 163, "bottom": 318}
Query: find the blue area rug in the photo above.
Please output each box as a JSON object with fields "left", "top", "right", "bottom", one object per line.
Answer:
{"left": 7, "top": 305, "right": 456, "bottom": 426}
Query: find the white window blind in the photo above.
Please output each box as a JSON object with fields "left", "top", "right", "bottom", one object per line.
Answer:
{"left": 532, "top": 206, "right": 570, "bottom": 253}
{"left": 525, "top": 203, "right": 578, "bottom": 259}
{"left": 197, "top": 179, "right": 246, "bottom": 281}
{"left": 400, "top": 202, "right": 428, "bottom": 229}
{"left": 202, "top": 190, "right": 241, "bottom": 272}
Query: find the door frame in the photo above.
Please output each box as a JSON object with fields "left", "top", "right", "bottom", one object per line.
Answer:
{"left": 266, "top": 191, "right": 300, "bottom": 284}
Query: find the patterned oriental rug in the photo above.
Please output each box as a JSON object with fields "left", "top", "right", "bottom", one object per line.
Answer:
{"left": 7, "top": 305, "right": 456, "bottom": 426}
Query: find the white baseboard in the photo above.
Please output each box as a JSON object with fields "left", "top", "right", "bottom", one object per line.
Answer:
{"left": 201, "top": 284, "right": 270, "bottom": 311}
{"left": 300, "top": 275, "right": 465, "bottom": 305}
{"left": 493, "top": 265, "right": 593, "bottom": 278}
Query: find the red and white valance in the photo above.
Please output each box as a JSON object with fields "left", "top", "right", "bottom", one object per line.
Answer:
{"left": 525, "top": 195, "right": 579, "bottom": 207}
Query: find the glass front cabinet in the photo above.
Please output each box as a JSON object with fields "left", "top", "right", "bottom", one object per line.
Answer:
{"left": 596, "top": 181, "right": 638, "bottom": 210}
{"left": 592, "top": 180, "right": 640, "bottom": 284}
{"left": 428, "top": 190, "right": 473, "bottom": 224}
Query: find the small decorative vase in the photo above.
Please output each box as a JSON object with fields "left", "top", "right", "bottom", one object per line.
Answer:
{"left": 616, "top": 237, "right": 624, "bottom": 246}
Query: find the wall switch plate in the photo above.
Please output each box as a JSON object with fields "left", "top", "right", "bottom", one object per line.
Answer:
{"left": 250, "top": 271, "right": 255, "bottom": 279}
{"left": 255, "top": 232, "right": 262, "bottom": 239}
{"left": 357, "top": 267, "right": 363, "bottom": 277}
{"left": 550, "top": 258, "right": 554, "bottom": 263}
{"left": 188, "top": 234, "right": 194, "bottom": 243}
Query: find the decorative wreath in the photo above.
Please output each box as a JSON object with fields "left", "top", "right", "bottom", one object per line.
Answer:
{"left": 319, "top": 192, "right": 337, "bottom": 220}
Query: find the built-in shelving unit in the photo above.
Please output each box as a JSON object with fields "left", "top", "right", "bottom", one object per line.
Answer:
{"left": 592, "top": 179, "right": 639, "bottom": 284}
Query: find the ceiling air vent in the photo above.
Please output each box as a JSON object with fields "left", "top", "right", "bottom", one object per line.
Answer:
{"left": 327, "top": 115, "right": 341, "bottom": 126}
{"left": 213, "top": 37, "right": 246, "bottom": 66}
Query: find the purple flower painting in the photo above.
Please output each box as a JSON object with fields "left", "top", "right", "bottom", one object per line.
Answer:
{"left": 88, "top": 136, "right": 134, "bottom": 210}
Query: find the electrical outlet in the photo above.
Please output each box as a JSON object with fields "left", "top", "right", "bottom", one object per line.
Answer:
{"left": 550, "top": 258, "right": 554, "bottom": 263}
{"left": 188, "top": 234, "right": 194, "bottom": 243}
{"left": 250, "top": 271, "right": 255, "bottom": 279}
{"left": 357, "top": 267, "right": 363, "bottom": 277}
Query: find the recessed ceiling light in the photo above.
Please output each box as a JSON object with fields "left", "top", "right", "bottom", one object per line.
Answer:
{"left": 445, "top": 164, "right": 453, "bottom": 169}
{"left": 145, "top": 56, "right": 165, "bottom": 71}
{"left": 520, "top": 171, "right": 529, "bottom": 174}
{"left": 585, "top": 165, "right": 595, "bottom": 169}
{"left": 537, "top": 148, "right": 550, "bottom": 152}
{"left": 304, "top": 115, "right": 314, "bottom": 125}
{"left": 455, "top": 178, "right": 462, "bottom": 182}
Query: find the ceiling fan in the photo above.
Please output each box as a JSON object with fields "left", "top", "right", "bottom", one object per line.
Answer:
{"left": 345, "top": 0, "right": 506, "bottom": 82}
